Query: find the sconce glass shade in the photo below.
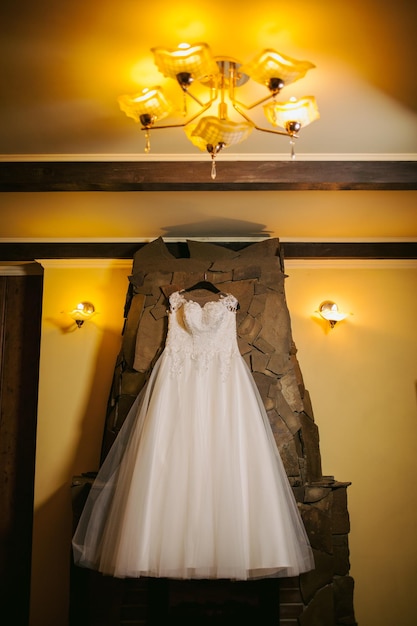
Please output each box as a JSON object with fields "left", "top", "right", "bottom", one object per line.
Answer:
{"left": 318, "top": 301, "right": 348, "bottom": 328}
{"left": 263, "top": 96, "right": 320, "bottom": 132}
{"left": 185, "top": 115, "right": 254, "bottom": 151}
{"left": 69, "top": 301, "right": 96, "bottom": 327}
{"left": 239, "top": 49, "right": 315, "bottom": 89}
{"left": 118, "top": 88, "right": 172, "bottom": 124}
{"left": 151, "top": 43, "right": 219, "bottom": 82}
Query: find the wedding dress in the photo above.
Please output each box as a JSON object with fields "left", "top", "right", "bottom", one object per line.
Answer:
{"left": 72, "top": 290, "right": 314, "bottom": 580}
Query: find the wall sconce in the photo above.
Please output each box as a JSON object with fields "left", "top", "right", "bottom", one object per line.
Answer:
{"left": 318, "top": 301, "right": 348, "bottom": 329}
{"left": 69, "top": 301, "right": 96, "bottom": 328}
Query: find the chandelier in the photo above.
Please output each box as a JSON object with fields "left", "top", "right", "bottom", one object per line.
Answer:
{"left": 118, "top": 43, "right": 319, "bottom": 179}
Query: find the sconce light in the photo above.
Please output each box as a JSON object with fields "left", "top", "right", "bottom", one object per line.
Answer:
{"left": 318, "top": 301, "right": 348, "bottom": 329}
{"left": 69, "top": 301, "right": 96, "bottom": 328}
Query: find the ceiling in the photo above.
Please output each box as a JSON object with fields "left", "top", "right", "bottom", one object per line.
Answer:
{"left": 0, "top": 0, "right": 416, "bottom": 245}
{"left": 2, "top": 0, "right": 417, "bottom": 157}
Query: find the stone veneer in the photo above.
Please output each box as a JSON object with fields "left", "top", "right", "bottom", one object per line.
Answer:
{"left": 72, "top": 237, "right": 357, "bottom": 626}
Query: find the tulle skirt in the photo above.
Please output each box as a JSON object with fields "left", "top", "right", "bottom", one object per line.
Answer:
{"left": 72, "top": 350, "right": 314, "bottom": 580}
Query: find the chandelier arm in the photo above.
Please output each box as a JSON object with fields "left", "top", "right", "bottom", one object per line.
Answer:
{"left": 179, "top": 73, "right": 218, "bottom": 108}
{"left": 228, "top": 61, "right": 279, "bottom": 111}
{"left": 140, "top": 122, "right": 188, "bottom": 131}
{"left": 184, "top": 88, "right": 217, "bottom": 109}
{"left": 230, "top": 93, "right": 277, "bottom": 111}
{"left": 140, "top": 98, "right": 216, "bottom": 132}
{"left": 253, "top": 125, "right": 298, "bottom": 138}
{"left": 232, "top": 103, "right": 295, "bottom": 138}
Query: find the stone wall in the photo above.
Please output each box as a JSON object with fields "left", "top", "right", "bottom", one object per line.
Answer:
{"left": 77, "top": 237, "right": 357, "bottom": 626}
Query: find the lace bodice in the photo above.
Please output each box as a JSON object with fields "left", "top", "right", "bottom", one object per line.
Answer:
{"left": 165, "top": 291, "right": 240, "bottom": 378}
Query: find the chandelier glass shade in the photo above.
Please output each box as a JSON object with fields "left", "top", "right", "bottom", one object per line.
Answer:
{"left": 118, "top": 42, "right": 319, "bottom": 177}
{"left": 118, "top": 88, "right": 172, "bottom": 124}
{"left": 239, "top": 50, "right": 316, "bottom": 90}
{"left": 185, "top": 116, "right": 254, "bottom": 151}
{"left": 263, "top": 96, "right": 320, "bottom": 131}
{"left": 151, "top": 42, "right": 220, "bottom": 82}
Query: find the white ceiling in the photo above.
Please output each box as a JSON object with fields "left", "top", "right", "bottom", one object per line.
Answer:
{"left": 1, "top": 0, "right": 416, "bottom": 158}
{"left": 1, "top": 0, "right": 416, "bottom": 243}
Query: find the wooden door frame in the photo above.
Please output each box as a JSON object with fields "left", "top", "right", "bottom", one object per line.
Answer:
{"left": 0, "top": 267, "right": 43, "bottom": 624}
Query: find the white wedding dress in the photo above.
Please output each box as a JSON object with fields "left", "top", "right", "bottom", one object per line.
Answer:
{"left": 72, "top": 290, "right": 314, "bottom": 580}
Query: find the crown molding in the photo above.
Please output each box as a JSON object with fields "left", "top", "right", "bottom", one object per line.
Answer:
{"left": 36, "top": 259, "right": 132, "bottom": 270}
{"left": 0, "top": 261, "right": 44, "bottom": 275}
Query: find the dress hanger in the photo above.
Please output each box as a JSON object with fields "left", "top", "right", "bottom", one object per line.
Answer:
{"left": 182, "top": 272, "right": 223, "bottom": 294}
{"left": 183, "top": 279, "right": 221, "bottom": 294}
{"left": 181, "top": 277, "right": 239, "bottom": 308}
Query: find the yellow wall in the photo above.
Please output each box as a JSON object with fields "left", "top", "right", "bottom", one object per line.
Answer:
{"left": 284, "top": 261, "right": 417, "bottom": 626}
{"left": 30, "top": 260, "right": 417, "bottom": 626}
{"left": 30, "top": 260, "right": 131, "bottom": 626}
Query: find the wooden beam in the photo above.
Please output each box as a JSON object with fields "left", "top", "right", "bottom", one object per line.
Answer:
{"left": 0, "top": 241, "right": 416, "bottom": 261}
{"left": 1, "top": 161, "right": 416, "bottom": 191}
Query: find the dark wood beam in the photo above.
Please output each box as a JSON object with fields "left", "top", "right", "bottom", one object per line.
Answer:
{"left": 0, "top": 241, "right": 416, "bottom": 261}
{"left": 1, "top": 161, "right": 416, "bottom": 191}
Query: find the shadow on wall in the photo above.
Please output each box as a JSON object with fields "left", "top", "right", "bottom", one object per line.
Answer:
{"left": 31, "top": 485, "right": 74, "bottom": 626}
{"left": 31, "top": 308, "right": 127, "bottom": 626}
{"left": 161, "top": 217, "right": 272, "bottom": 239}
{"left": 71, "top": 323, "right": 125, "bottom": 473}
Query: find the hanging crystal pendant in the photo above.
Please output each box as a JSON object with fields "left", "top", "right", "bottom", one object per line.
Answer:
{"left": 206, "top": 142, "right": 226, "bottom": 180}
{"left": 144, "top": 129, "right": 151, "bottom": 153}
{"left": 211, "top": 156, "right": 217, "bottom": 180}
{"left": 286, "top": 121, "right": 300, "bottom": 160}
{"left": 289, "top": 137, "right": 296, "bottom": 160}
